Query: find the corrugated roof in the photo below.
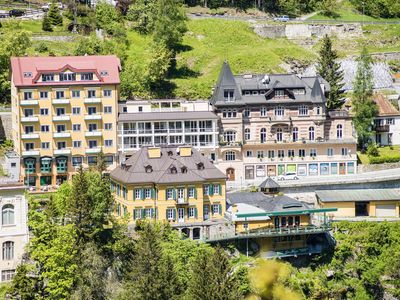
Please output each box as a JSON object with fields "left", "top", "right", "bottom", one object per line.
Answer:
{"left": 316, "top": 189, "right": 400, "bottom": 203}
{"left": 110, "top": 146, "right": 225, "bottom": 184}
{"left": 118, "top": 111, "right": 218, "bottom": 122}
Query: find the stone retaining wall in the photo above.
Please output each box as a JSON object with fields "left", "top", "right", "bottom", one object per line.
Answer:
{"left": 358, "top": 162, "right": 400, "bottom": 173}
{"left": 0, "top": 112, "right": 12, "bottom": 141}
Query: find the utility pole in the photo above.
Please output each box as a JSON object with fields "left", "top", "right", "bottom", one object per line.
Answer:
{"left": 362, "top": 1, "right": 365, "bottom": 27}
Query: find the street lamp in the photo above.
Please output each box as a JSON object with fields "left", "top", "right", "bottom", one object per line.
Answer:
{"left": 362, "top": 1, "right": 365, "bottom": 27}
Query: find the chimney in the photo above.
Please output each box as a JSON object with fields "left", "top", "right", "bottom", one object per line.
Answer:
{"left": 148, "top": 147, "right": 161, "bottom": 158}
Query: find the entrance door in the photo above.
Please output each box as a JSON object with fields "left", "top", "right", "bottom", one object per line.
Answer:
{"left": 178, "top": 208, "right": 185, "bottom": 223}
{"left": 226, "top": 168, "right": 235, "bottom": 181}
{"left": 376, "top": 205, "right": 396, "bottom": 217}
{"left": 339, "top": 163, "right": 346, "bottom": 175}
{"left": 267, "top": 165, "right": 276, "bottom": 177}
{"left": 355, "top": 202, "right": 369, "bottom": 217}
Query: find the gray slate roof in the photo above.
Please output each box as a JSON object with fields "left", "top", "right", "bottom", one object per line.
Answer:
{"left": 210, "top": 61, "right": 329, "bottom": 107}
{"left": 227, "top": 192, "right": 310, "bottom": 214}
{"left": 118, "top": 111, "right": 218, "bottom": 122}
{"left": 259, "top": 177, "right": 280, "bottom": 189}
{"left": 110, "top": 147, "right": 225, "bottom": 184}
{"left": 316, "top": 189, "right": 400, "bottom": 203}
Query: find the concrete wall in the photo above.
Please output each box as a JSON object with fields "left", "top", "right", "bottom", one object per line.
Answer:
{"left": 0, "top": 112, "right": 12, "bottom": 141}
{"left": 358, "top": 162, "right": 400, "bottom": 174}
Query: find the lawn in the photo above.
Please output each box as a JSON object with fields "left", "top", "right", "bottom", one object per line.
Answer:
{"left": 357, "top": 145, "right": 400, "bottom": 164}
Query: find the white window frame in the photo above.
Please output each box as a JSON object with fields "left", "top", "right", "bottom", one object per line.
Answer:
{"left": 135, "top": 189, "right": 141, "bottom": 200}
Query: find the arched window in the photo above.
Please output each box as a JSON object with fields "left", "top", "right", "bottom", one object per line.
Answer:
{"left": 292, "top": 127, "right": 298, "bottom": 142}
{"left": 225, "top": 151, "right": 236, "bottom": 161}
{"left": 244, "top": 128, "right": 251, "bottom": 141}
{"left": 2, "top": 241, "right": 14, "bottom": 260}
{"left": 223, "top": 130, "right": 236, "bottom": 143}
{"left": 2, "top": 204, "right": 14, "bottom": 225}
{"left": 337, "top": 124, "right": 343, "bottom": 139}
{"left": 309, "top": 126, "right": 315, "bottom": 141}
{"left": 276, "top": 128, "right": 283, "bottom": 142}
{"left": 260, "top": 128, "right": 267, "bottom": 143}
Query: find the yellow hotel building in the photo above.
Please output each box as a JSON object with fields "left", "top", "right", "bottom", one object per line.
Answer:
{"left": 10, "top": 55, "right": 121, "bottom": 187}
{"left": 110, "top": 146, "right": 227, "bottom": 240}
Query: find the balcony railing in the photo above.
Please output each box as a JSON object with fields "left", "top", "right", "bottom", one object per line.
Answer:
{"left": 21, "top": 116, "right": 39, "bottom": 122}
{"left": 84, "top": 114, "right": 102, "bottom": 120}
{"left": 375, "top": 125, "right": 390, "bottom": 132}
{"left": 20, "top": 100, "right": 39, "bottom": 106}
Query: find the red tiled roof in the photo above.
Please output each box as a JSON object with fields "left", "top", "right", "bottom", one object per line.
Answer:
{"left": 11, "top": 55, "right": 121, "bottom": 87}
{"left": 374, "top": 94, "right": 400, "bottom": 116}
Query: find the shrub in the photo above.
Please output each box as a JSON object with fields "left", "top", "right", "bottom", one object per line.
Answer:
{"left": 369, "top": 155, "right": 400, "bottom": 164}
{"left": 366, "top": 143, "right": 379, "bottom": 157}
{"left": 35, "top": 42, "right": 49, "bottom": 53}
{"left": 42, "top": 13, "right": 52, "bottom": 32}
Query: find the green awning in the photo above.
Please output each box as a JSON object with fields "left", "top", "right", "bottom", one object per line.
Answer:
{"left": 236, "top": 208, "right": 337, "bottom": 218}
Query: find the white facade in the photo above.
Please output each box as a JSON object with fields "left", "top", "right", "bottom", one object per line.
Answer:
{"left": 0, "top": 183, "right": 28, "bottom": 283}
{"left": 373, "top": 116, "right": 400, "bottom": 146}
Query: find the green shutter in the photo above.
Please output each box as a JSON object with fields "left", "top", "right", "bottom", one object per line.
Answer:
{"left": 173, "top": 188, "right": 177, "bottom": 200}
{"left": 154, "top": 208, "right": 158, "bottom": 219}
{"left": 209, "top": 185, "right": 214, "bottom": 195}
{"left": 194, "top": 207, "right": 198, "bottom": 218}
{"left": 151, "top": 188, "right": 156, "bottom": 199}
{"left": 194, "top": 187, "right": 197, "bottom": 199}
{"left": 218, "top": 184, "right": 222, "bottom": 195}
{"left": 218, "top": 204, "right": 222, "bottom": 214}
{"left": 133, "top": 209, "right": 136, "bottom": 220}
{"left": 166, "top": 189, "right": 169, "bottom": 200}
{"left": 173, "top": 209, "right": 176, "bottom": 220}
{"left": 140, "top": 188, "right": 144, "bottom": 200}
{"left": 141, "top": 208, "right": 145, "bottom": 219}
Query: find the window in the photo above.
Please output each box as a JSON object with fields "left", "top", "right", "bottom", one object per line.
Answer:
{"left": 257, "top": 150, "right": 264, "bottom": 159}
{"left": 72, "top": 156, "right": 83, "bottom": 167}
{"left": 327, "top": 148, "right": 334, "bottom": 157}
{"left": 71, "top": 90, "right": 80, "bottom": 98}
{"left": 40, "top": 108, "right": 49, "bottom": 115}
{"left": 72, "top": 124, "right": 81, "bottom": 131}
{"left": 41, "top": 74, "right": 54, "bottom": 82}
{"left": 275, "top": 90, "right": 285, "bottom": 97}
{"left": 387, "top": 118, "right": 395, "bottom": 125}
{"left": 57, "top": 141, "right": 66, "bottom": 149}
{"left": 244, "top": 91, "right": 250, "bottom": 96}
{"left": 222, "top": 109, "right": 237, "bottom": 118}
{"left": 105, "top": 140, "right": 113, "bottom": 147}
{"left": 135, "top": 189, "right": 142, "bottom": 200}
{"left": 88, "top": 107, "right": 97, "bottom": 115}
{"left": 225, "top": 151, "right": 236, "bottom": 161}
{"left": 56, "top": 108, "right": 65, "bottom": 116}
{"left": 341, "top": 148, "right": 348, "bottom": 156}
{"left": 278, "top": 150, "right": 284, "bottom": 158}
{"left": 41, "top": 142, "right": 50, "bottom": 149}
{"left": 104, "top": 106, "right": 112, "bottom": 113}
{"left": 1, "top": 270, "right": 15, "bottom": 282}
{"left": 310, "top": 149, "right": 317, "bottom": 157}
{"left": 260, "top": 128, "right": 267, "bottom": 143}
{"left": 224, "top": 130, "right": 236, "bottom": 143}
{"left": 299, "top": 149, "right": 306, "bottom": 157}
{"left": 89, "top": 140, "right": 98, "bottom": 148}
{"left": 293, "top": 89, "right": 305, "bottom": 95}
{"left": 73, "top": 141, "right": 82, "bottom": 148}
{"left": 243, "top": 108, "right": 250, "bottom": 118}
{"left": 23, "top": 91, "right": 32, "bottom": 100}
{"left": 2, "top": 241, "right": 14, "bottom": 260}
{"left": 275, "top": 106, "right": 284, "bottom": 116}
{"left": 317, "top": 107, "right": 321, "bottom": 115}
{"left": 39, "top": 91, "right": 48, "bottom": 99}
{"left": 167, "top": 208, "right": 174, "bottom": 220}
{"left": 81, "top": 73, "right": 93, "bottom": 81}
{"left": 60, "top": 73, "right": 76, "bottom": 81}
{"left": 24, "top": 109, "right": 33, "bottom": 117}
{"left": 55, "top": 91, "right": 65, "bottom": 99}
{"left": 11, "top": 163, "right": 16, "bottom": 168}
{"left": 104, "top": 123, "right": 112, "bottom": 130}
{"left": 246, "top": 150, "right": 253, "bottom": 157}
{"left": 56, "top": 124, "right": 65, "bottom": 133}
{"left": 260, "top": 106, "right": 267, "bottom": 117}
{"left": 177, "top": 188, "right": 184, "bottom": 200}
{"left": 88, "top": 90, "right": 96, "bottom": 98}
{"left": 72, "top": 107, "right": 81, "bottom": 115}
{"left": 276, "top": 128, "right": 283, "bottom": 142}
{"left": 24, "top": 126, "right": 34, "bottom": 134}
{"left": 188, "top": 207, "right": 196, "bottom": 218}
{"left": 138, "top": 106, "right": 143, "bottom": 112}
{"left": 288, "top": 149, "right": 295, "bottom": 157}
{"left": 88, "top": 156, "right": 97, "bottom": 165}
{"left": 336, "top": 124, "right": 343, "bottom": 139}
{"left": 145, "top": 188, "right": 151, "bottom": 199}
{"left": 2, "top": 204, "right": 14, "bottom": 225}
{"left": 292, "top": 127, "right": 298, "bottom": 142}
{"left": 309, "top": 126, "right": 315, "bottom": 140}
{"left": 166, "top": 188, "right": 174, "bottom": 199}
{"left": 244, "top": 128, "right": 251, "bottom": 140}
{"left": 41, "top": 125, "right": 49, "bottom": 132}
{"left": 268, "top": 150, "right": 275, "bottom": 159}
{"left": 243, "top": 223, "right": 249, "bottom": 230}
{"left": 25, "top": 143, "right": 34, "bottom": 151}
{"left": 299, "top": 105, "right": 308, "bottom": 116}
{"left": 188, "top": 187, "right": 196, "bottom": 198}
{"left": 213, "top": 184, "right": 220, "bottom": 195}
{"left": 212, "top": 204, "right": 220, "bottom": 215}
{"left": 224, "top": 90, "right": 234, "bottom": 102}
{"left": 203, "top": 185, "right": 209, "bottom": 196}
{"left": 245, "top": 166, "right": 254, "bottom": 180}
{"left": 103, "top": 90, "right": 112, "bottom": 97}
{"left": 88, "top": 123, "right": 97, "bottom": 131}
{"left": 145, "top": 208, "right": 153, "bottom": 218}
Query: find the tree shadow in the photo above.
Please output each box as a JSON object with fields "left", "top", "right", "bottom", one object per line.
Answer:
{"left": 175, "top": 44, "right": 193, "bottom": 53}
{"left": 150, "top": 80, "right": 177, "bottom": 99}
{"left": 169, "top": 65, "right": 201, "bottom": 79}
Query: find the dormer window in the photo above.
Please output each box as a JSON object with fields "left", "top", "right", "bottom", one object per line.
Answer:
{"left": 252, "top": 91, "right": 259, "bottom": 95}
{"left": 181, "top": 166, "right": 187, "bottom": 173}
{"left": 275, "top": 90, "right": 285, "bottom": 98}
{"left": 170, "top": 166, "right": 177, "bottom": 174}
{"left": 60, "top": 73, "right": 76, "bottom": 82}
{"left": 23, "top": 72, "right": 32, "bottom": 78}
{"left": 196, "top": 162, "right": 204, "bottom": 170}
{"left": 167, "top": 150, "right": 173, "bottom": 156}
{"left": 224, "top": 90, "right": 234, "bottom": 102}
{"left": 42, "top": 74, "right": 54, "bottom": 82}
{"left": 100, "top": 70, "right": 109, "bottom": 76}
{"left": 81, "top": 73, "right": 93, "bottom": 81}
{"left": 145, "top": 165, "right": 153, "bottom": 173}
{"left": 244, "top": 91, "right": 250, "bottom": 96}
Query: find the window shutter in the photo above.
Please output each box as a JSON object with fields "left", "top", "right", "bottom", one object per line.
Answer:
{"left": 209, "top": 184, "right": 214, "bottom": 195}
{"left": 218, "top": 204, "right": 222, "bottom": 214}
{"left": 141, "top": 208, "right": 145, "bottom": 219}
{"left": 173, "top": 188, "right": 177, "bottom": 200}
{"left": 133, "top": 209, "right": 137, "bottom": 220}
{"left": 151, "top": 208, "right": 155, "bottom": 218}
{"left": 173, "top": 209, "right": 176, "bottom": 220}
{"left": 151, "top": 188, "right": 156, "bottom": 199}
{"left": 166, "top": 189, "right": 168, "bottom": 200}
{"left": 140, "top": 188, "right": 144, "bottom": 200}
{"left": 166, "top": 209, "right": 169, "bottom": 220}
{"left": 218, "top": 184, "right": 222, "bottom": 195}
{"left": 194, "top": 187, "right": 197, "bottom": 199}
{"left": 154, "top": 208, "right": 158, "bottom": 219}
{"left": 194, "top": 207, "right": 198, "bottom": 218}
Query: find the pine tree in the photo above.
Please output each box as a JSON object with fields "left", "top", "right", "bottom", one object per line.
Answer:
{"left": 317, "top": 35, "right": 344, "bottom": 110}
{"left": 48, "top": 1, "right": 63, "bottom": 26}
{"left": 42, "top": 13, "right": 53, "bottom": 32}
{"left": 352, "top": 46, "right": 378, "bottom": 149}
{"left": 96, "top": 150, "right": 108, "bottom": 173}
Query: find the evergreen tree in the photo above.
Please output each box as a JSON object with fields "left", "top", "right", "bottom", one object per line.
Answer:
{"left": 317, "top": 35, "right": 344, "bottom": 110}
{"left": 42, "top": 13, "right": 53, "bottom": 32}
{"left": 96, "top": 150, "right": 108, "bottom": 173}
{"left": 187, "top": 247, "right": 242, "bottom": 300}
{"left": 352, "top": 46, "right": 378, "bottom": 149}
{"left": 48, "top": 1, "right": 63, "bottom": 26}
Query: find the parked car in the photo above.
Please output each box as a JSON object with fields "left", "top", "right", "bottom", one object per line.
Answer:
{"left": 41, "top": 2, "right": 63, "bottom": 11}
{"left": 8, "top": 9, "right": 25, "bottom": 17}
{"left": 278, "top": 172, "right": 299, "bottom": 181}
{"left": 273, "top": 15, "right": 290, "bottom": 22}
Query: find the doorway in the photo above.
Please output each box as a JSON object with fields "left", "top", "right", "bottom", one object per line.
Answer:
{"left": 355, "top": 202, "right": 369, "bottom": 217}
{"left": 226, "top": 168, "right": 235, "bottom": 181}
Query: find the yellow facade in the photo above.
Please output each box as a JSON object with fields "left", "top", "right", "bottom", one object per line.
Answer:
{"left": 12, "top": 81, "right": 119, "bottom": 187}
{"left": 111, "top": 180, "right": 226, "bottom": 225}
{"left": 235, "top": 214, "right": 311, "bottom": 233}
{"left": 320, "top": 201, "right": 400, "bottom": 218}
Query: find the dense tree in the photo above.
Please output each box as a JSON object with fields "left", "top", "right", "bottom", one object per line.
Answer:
{"left": 95, "top": 1, "right": 122, "bottom": 36}
{"left": 116, "top": 0, "right": 132, "bottom": 15}
{"left": 42, "top": 13, "right": 53, "bottom": 32}
{"left": 48, "top": 1, "right": 63, "bottom": 26}
{"left": 350, "top": 0, "right": 400, "bottom": 18}
{"left": 126, "top": 0, "right": 158, "bottom": 34}
{"left": 317, "top": 35, "right": 344, "bottom": 110}
{"left": 352, "top": 46, "right": 378, "bottom": 149}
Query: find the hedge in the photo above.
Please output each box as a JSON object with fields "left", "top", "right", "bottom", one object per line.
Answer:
{"left": 368, "top": 155, "right": 400, "bottom": 164}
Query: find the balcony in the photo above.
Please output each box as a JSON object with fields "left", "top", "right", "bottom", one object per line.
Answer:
{"left": 138, "top": 129, "right": 153, "bottom": 134}
{"left": 20, "top": 100, "right": 38, "bottom": 106}
{"left": 85, "top": 131, "right": 102, "bottom": 137}
{"left": 21, "top": 133, "right": 40, "bottom": 139}
{"left": 177, "top": 198, "right": 188, "bottom": 204}
{"left": 375, "top": 125, "right": 390, "bottom": 132}
{"left": 84, "top": 114, "right": 102, "bottom": 120}
{"left": 84, "top": 98, "right": 101, "bottom": 104}
{"left": 52, "top": 99, "right": 70, "bottom": 105}
{"left": 54, "top": 149, "right": 71, "bottom": 155}
{"left": 22, "top": 150, "right": 40, "bottom": 156}
{"left": 21, "top": 116, "right": 39, "bottom": 122}
{"left": 54, "top": 132, "right": 71, "bottom": 138}
{"left": 86, "top": 147, "right": 101, "bottom": 154}
{"left": 53, "top": 115, "right": 70, "bottom": 122}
